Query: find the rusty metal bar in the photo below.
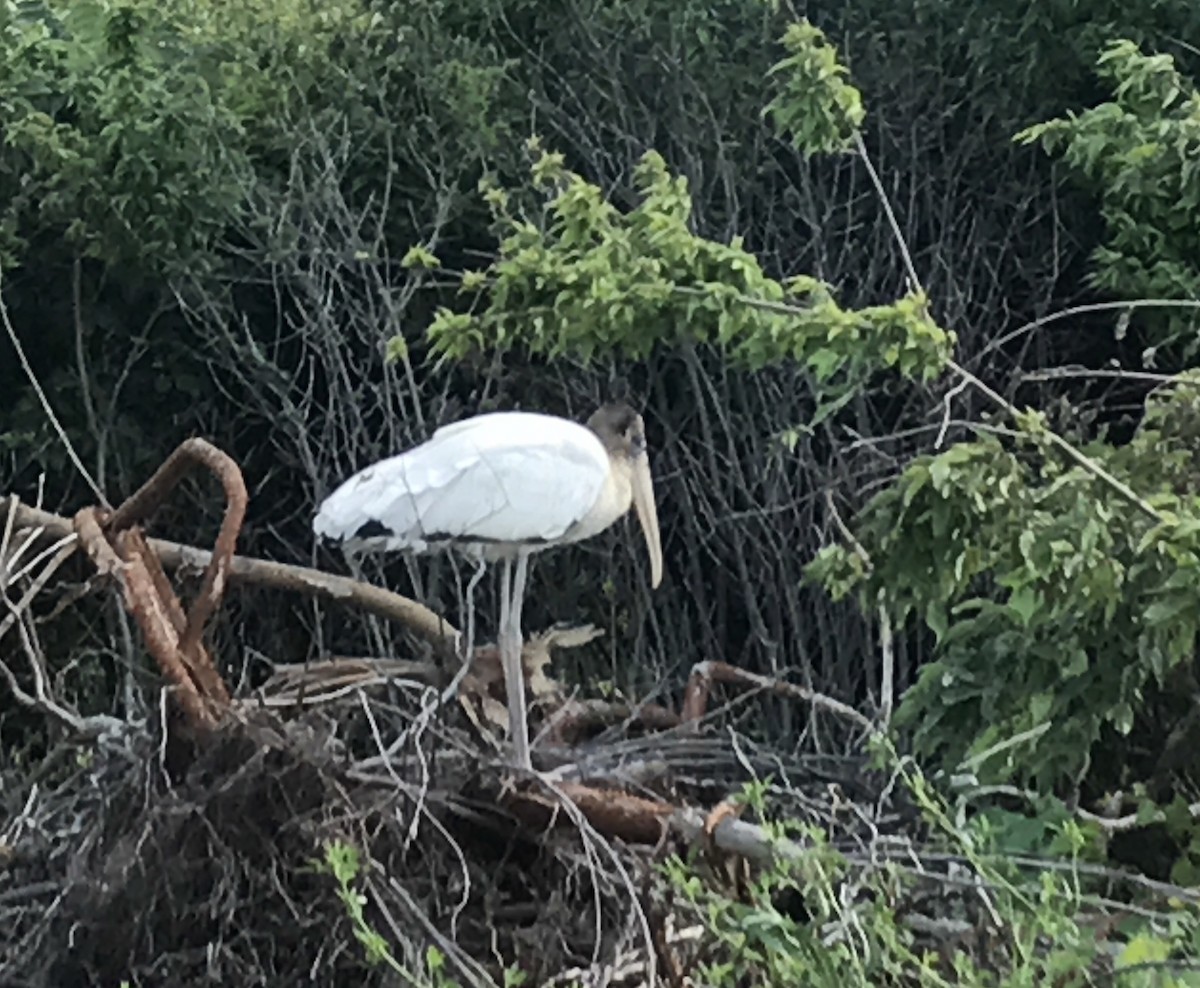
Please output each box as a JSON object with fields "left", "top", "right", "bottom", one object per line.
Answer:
{"left": 104, "top": 438, "right": 247, "bottom": 660}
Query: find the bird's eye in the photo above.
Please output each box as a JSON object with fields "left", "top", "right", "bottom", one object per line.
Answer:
{"left": 629, "top": 431, "right": 647, "bottom": 454}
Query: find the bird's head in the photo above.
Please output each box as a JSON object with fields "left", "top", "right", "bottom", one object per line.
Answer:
{"left": 587, "top": 403, "right": 663, "bottom": 590}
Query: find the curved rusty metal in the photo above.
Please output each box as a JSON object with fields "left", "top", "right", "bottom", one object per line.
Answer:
{"left": 67, "top": 438, "right": 247, "bottom": 729}
{"left": 105, "top": 438, "right": 248, "bottom": 665}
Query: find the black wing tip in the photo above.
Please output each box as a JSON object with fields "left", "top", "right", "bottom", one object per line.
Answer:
{"left": 354, "top": 519, "right": 395, "bottom": 540}
{"left": 312, "top": 517, "right": 396, "bottom": 549}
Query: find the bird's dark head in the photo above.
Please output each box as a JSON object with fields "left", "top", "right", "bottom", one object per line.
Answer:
{"left": 586, "top": 402, "right": 647, "bottom": 458}
{"left": 586, "top": 401, "right": 663, "bottom": 589}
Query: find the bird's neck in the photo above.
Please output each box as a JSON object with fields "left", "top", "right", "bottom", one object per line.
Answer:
{"left": 566, "top": 456, "right": 633, "bottom": 542}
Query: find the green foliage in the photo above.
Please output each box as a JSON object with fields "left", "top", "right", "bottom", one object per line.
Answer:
{"left": 1016, "top": 40, "right": 1200, "bottom": 353}
{"left": 764, "top": 20, "right": 865, "bottom": 156}
{"left": 0, "top": 0, "right": 248, "bottom": 271}
{"left": 1155, "top": 792, "right": 1200, "bottom": 887}
{"left": 970, "top": 799, "right": 1109, "bottom": 863}
{"left": 809, "top": 378, "right": 1200, "bottom": 789}
{"left": 0, "top": 0, "right": 516, "bottom": 277}
{"left": 411, "top": 21, "right": 947, "bottom": 388}
{"left": 317, "top": 839, "right": 526, "bottom": 987}
{"left": 319, "top": 840, "right": 416, "bottom": 978}
{"left": 0, "top": 0, "right": 524, "bottom": 507}
{"left": 416, "top": 141, "right": 952, "bottom": 395}
{"left": 668, "top": 771, "right": 1200, "bottom": 988}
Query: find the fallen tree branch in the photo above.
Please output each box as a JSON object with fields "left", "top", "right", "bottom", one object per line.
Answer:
{"left": 540, "top": 698, "right": 682, "bottom": 744}
{"left": 680, "top": 659, "right": 874, "bottom": 734}
{"left": 670, "top": 803, "right": 804, "bottom": 864}
{"left": 1, "top": 496, "right": 459, "bottom": 649}
{"left": 247, "top": 656, "right": 442, "bottom": 707}
{"left": 505, "top": 780, "right": 807, "bottom": 865}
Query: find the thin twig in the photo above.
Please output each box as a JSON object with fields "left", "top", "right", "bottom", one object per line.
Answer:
{"left": 0, "top": 270, "right": 109, "bottom": 508}
{"left": 982, "top": 298, "right": 1200, "bottom": 358}
{"left": 848, "top": 132, "right": 1165, "bottom": 525}
{"left": 0, "top": 540, "right": 122, "bottom": 739}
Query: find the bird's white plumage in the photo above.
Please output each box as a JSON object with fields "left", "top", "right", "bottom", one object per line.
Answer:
{"left": 313, "top": 411, "right": 612, "bottom": 554}
{"left": 314, "top": 402, "right": 662, "bottom": 773}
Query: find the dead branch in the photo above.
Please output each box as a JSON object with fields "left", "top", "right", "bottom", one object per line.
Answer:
{"left": 668, "top": 804, "right": 805, "bottom": 865}
{"left": 681, "top": 659, "right": 874, "bottom": 734}
{"left": 69, "top": 504, "right": 221, "bottom": 729}
{"left": 71, "top": 505, "right": 121, "bottom": 577}
{"left": 541, "top": 699, "right": 682, "bottom": 744}
{"left": 248, "top": 656, "right": 442, "bottom": 707}
{"left": 2, "top": 495, "right": 459, "bottom": 648}
{"left": 1077, "top": 799, "right": 1200, "bottom": 833}
{"left": 126, "top": 525, "right": 231, "bottom": 705}
{"left": 508, "top": 781, "right": 675, "bottom": 845}
{"left": 0, "top": 538, "right": 123, "bottom": 739}
{"left": 0, "top": 534, "right": 78, "bottom": 649}
{"left": 506, "top": 781, "right": 807, "bottom": 865}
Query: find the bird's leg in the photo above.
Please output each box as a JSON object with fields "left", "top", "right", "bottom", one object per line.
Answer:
{"left": 510, "top": 551, "right": 530, "bottom": 643}
{"left": 438, "top": 556, "right": 488, "bottom": 706}
{"left": 499, "top": 553, "right": 532, "bottom": 771}
{"left": 499, "top": 554, "right": 513, "bottom": 658}
{"left": 461, "top": 555, "right": 488, "bottom": 662}
{"left": 404, "top": 555, "right": 425, "bottom": 604}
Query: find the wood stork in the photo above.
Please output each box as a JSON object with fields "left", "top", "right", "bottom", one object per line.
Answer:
{"left": 313, "top": 402, "right": 664, "bottom": 770}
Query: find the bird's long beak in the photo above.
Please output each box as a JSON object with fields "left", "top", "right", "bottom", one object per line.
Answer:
{"left": 631, "top": 454, "right": 663, "bottom": 589}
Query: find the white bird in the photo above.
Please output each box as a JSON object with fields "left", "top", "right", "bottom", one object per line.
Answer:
{"left": 313, "top": 402, "right": 664, "bottom": 770}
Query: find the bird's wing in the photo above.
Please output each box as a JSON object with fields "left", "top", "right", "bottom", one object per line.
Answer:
{"left": 313, "top": 412, "right": 611, "bottom": 551}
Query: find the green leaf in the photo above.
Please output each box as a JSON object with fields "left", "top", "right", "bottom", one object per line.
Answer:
{"left": 1029, "top": 692, "right": 1053, "bottom": 724}
{"left": 925, "top": 600, "right": 948, "bottom": 642}
{"left": 1116, "top": 933, "right": 1172, "bottom": 969}
{"left": 1006, "top": 585, "right": 1040, "bottom": 628}
{"left": 1061, "top": 648, "right": 1089, "bottom": 679}
{"left": 808, "top": 387, "right": 854, "bottom": 428}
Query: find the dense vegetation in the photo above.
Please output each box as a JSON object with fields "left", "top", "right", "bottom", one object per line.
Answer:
{"left": 5, "top": 0, "right": 1200, "bottom": 984}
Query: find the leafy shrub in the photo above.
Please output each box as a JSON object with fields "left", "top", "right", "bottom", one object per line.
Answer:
{"left": 1017, "top": 41, "right": 1200, "bottom": 356}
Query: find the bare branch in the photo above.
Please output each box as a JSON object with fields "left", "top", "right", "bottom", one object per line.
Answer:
{"left": 2, "top": 495, "right": 459, "bottom": 649}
